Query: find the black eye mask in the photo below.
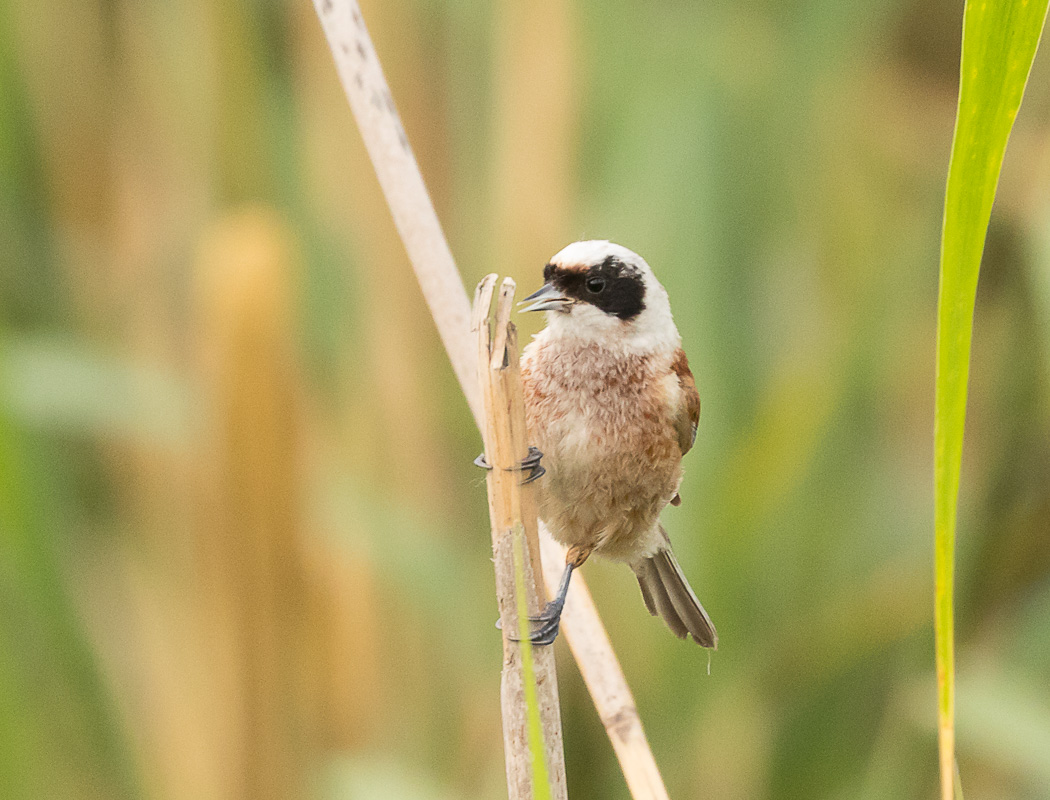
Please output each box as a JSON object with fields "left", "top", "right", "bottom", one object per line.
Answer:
{"left": 545, "top": 256, "right": 646, "bottom": 321}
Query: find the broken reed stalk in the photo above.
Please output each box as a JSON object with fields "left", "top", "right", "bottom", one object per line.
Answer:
{"left": 310, "top": 2, "right": 671, "bottom": 797}
{"left": 475, "top": 275, "right": 567, "bottom": 800}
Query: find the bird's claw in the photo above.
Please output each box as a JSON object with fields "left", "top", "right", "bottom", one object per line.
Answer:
{"left": 518, "top": 446, "right": 546, "bottom": 484}
{"left": 495, "top": 599, "right": 565, "bottom": 646}
{"left": 474, "top": 446, "right": 545, "bottom": 485}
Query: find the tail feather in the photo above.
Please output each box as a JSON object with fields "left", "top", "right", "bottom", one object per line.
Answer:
{"left": 635, "top": 557, "right": 690, "bottom": 640}
{"left": 634, "top": 546, "right": 717, "bottom": 648}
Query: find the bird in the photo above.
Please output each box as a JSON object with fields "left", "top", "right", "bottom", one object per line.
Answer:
{"left": 513, "top": 240, "right": 717, "bottom": 648}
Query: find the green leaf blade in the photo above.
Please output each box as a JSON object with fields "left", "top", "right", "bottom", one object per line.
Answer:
{"left": 936, "top": 1, "right": 1048, "bottom": 798}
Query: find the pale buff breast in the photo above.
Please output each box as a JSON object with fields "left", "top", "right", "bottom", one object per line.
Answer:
{"left": 521, "top": 339, "right": 682, "bottom": 563}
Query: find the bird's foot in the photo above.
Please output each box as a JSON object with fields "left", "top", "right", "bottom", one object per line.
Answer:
{"left": 494, "top": 561, "right": 575, "bottom": 646}
{"left": 496, "top": 597, "right": 566, "bottom": 646}
{"left": 474, "top": 446, "right": 545, "bottom": 485}
{"left": 518, "top": 446, "right": 545, "bottom": 484}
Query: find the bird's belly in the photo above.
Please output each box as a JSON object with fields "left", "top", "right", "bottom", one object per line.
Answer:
{"left": 532, "top": 409, "right": 680, "bottom": 562}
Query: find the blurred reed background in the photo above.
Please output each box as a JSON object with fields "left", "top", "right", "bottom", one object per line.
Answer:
{"left": 1, "top": 0, "right": 1049, "bottom": 798}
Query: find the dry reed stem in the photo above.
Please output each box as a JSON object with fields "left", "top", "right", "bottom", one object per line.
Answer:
{"left": 538, "top": 540, "right": 670, "bottom": 800}
{"left": 311, "top": 0, "right": 479, "bottom": 423}
{"left": 311, "top": 2, "right": 670, "bottom": 797}
{"left": 475, "top": 276, "right": 567, "bottom": 799}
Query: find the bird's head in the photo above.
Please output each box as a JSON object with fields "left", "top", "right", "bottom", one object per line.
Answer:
{"left": 520, "top": 240, "right": 679, "bottom": 353}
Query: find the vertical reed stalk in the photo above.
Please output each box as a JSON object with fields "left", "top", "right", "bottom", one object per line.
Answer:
{"left": 475, "top": 275, "right": 566, "bottom": 799}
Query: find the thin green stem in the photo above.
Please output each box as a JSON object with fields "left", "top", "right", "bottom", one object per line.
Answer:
{"left": 513, "top": 524, "right": 551, "bottom": 800}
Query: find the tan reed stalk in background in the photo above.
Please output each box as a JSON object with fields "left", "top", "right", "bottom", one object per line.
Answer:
{"left": 475, "top": 275, "right": 567, "bottom": 799}
{"left": 195, "top": 208, "right": 308, "bottom": 800}
{"left": 310, "top": 1, "right": 671, "bottom": 797}
{"left": 490, "top": 0, "right": 575, "bottom": 276}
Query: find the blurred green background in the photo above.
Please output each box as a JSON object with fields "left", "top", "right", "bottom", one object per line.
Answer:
{"left": 2, "top": 0, "right": 1050, "bottom": 798}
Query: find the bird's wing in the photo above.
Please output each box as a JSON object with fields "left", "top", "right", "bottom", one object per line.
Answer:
{"left": 671, "top": 348, "right": 700, "bottom": 456}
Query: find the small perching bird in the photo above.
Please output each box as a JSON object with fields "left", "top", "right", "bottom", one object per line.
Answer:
{"left": 516, "top": 240, "right": 717, "bottom": 648}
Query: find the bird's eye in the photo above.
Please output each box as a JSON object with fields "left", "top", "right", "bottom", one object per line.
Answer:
{"left": 586, "top": 277, "right": 606, "bottom": 293}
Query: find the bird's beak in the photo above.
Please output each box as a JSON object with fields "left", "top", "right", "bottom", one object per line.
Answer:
{"left": 518, "top": 283, "right": 572, "bottom": 313}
